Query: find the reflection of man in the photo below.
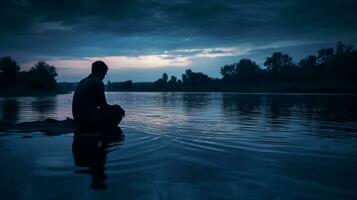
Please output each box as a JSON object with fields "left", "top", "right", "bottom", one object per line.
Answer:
{"left": 72, "top": 134, "right": 124, "bottom": 190}
{"left": 72, "top": 61, "right": 125, "bottom": 131}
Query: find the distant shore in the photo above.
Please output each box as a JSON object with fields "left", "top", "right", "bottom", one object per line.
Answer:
{"left": 1, "top": 82, "right": 357, "bottom": 97}
{"left": 3, "top": 83, "right": 357, "bottom": 97}
{"left": 0, "top": 86, "right": 71, "bottom": 97}
{"left": 105, "top": 82, "right": 357, "bottom": 93}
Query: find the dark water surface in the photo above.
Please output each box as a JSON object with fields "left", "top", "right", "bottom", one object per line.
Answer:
{"left": 0, "top": 92, "right": 357, "bottom": 199}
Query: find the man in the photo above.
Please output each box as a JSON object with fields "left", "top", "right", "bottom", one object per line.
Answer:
{"left": 72, "top": 60, "right": 125, "bottom": 132}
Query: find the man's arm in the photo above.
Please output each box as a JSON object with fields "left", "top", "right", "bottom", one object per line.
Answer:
{"left": 98, "top": 81, "right": 109, "bottom": 109}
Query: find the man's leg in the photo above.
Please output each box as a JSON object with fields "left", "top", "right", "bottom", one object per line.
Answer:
{"left": 99, "top": 105, "right": 123, "bottom": 130}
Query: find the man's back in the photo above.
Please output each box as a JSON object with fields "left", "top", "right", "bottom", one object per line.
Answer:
{"left": 72, "top": 74, "right": 107, "bottom": 121}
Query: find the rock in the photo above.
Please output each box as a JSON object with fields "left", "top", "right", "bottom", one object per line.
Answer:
{"left": 0, "top": 118, "right": 124, "bottom": 137}
{"left": 0, "top": 118, "right": 75, "bottom": 135}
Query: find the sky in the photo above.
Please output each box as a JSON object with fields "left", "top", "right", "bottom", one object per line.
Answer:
{"left": 1, "top": 0, "right": 357, "bottom": 82}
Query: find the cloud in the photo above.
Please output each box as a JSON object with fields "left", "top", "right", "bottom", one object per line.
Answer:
{"left": 32, "top": 21, "right": 72, "bottom": 33}
{"left": 1, "top": 0, "right": 357, "bottom": 54}
{"left": 20, "top": 40, "right": 311, "bottom": 71}
{"left": 1, "top": 0, "right": 357, "bottom": 81}
{"left": 23, "top": 55, "right": 190, "bottom": 71}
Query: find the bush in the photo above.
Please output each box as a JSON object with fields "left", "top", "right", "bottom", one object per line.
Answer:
{"left": 27, "top": 61, "right": 57, "bottom": 89}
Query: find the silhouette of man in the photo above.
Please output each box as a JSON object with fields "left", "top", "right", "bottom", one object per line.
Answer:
{"left": 72, "top": 60, "right": 125, "bottom": 132}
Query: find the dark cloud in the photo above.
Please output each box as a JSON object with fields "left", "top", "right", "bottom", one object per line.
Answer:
{"left": 2, "top": 1, "right": 357, "bottom": 34}
{"left": 1, "top": 0, "right": 357, "bottom": 80}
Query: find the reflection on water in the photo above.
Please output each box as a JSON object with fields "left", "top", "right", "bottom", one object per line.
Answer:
{"left": 182, "top": 93, "right": 211, "bottom": 112}
{"left": 1, "top": 93, "right": 357, "bottom": 129}
{"left": 0, "top": 92, "right": 357, "bottom": 199}
{"left": 0, "top": 99, "right": 19, "bottom": 124}
{"left": 222, "top": 94, "right": 263, "bottom": 119}
{"left": 72, "top": 133, "right": 124, "bottom": 190}
{"left": 31, "top": 97, "right": 57, "bottom": 117}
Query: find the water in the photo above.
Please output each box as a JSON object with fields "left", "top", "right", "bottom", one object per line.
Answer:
{"left": 0, "top": 92, "right": 357, "bottom": 199}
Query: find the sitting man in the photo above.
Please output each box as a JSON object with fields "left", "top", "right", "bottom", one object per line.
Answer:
{"left": 72, "top": 60, "right": 125, "bottom": 132}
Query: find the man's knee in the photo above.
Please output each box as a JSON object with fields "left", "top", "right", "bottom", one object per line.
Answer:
{"left": 111, "top": 105, "right": 125, "bottom": 116}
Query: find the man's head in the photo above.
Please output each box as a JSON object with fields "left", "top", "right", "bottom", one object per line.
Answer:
{"left": 91, "top": 60, "right": 108, "bottom": 80}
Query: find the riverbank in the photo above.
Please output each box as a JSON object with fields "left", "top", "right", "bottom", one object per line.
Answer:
{"left": 106, "top": 82, "right": 357, "bottom": 93}
{"left": 0, "top": 86, "right": 71, "bottom": 97}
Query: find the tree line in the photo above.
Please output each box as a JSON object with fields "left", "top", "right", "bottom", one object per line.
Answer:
{"left": 220, "top": 42, "right": 357, "bottom": 83}
{"left": 2, "top": 42, "right": 356, "bottom": 93}
{"left": 0, "top": 57, "right": 57, "bottom": 90}
{"left": 107, "top": 42, "right": 357, "bottom": 92}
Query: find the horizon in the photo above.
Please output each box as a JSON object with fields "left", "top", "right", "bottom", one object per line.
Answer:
{"left": 1, "top": 0, "right": 357, "bottom": 82}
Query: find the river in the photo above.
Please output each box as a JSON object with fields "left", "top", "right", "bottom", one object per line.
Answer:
{"left": 0, "top": 92, "right": 357, "bottom": 199}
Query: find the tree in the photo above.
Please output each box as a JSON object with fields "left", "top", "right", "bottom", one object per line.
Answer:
{"left": 165, "top": 75, "right": 179, "bottom": 90}
{"left": 182, "top": 69, "right": 192, "bottom": 84}
{"left": 336, "top": 42, "right": 353, "bottom": 55}
{"left": 182, "top": 69, "right": 212, "bottom": 86}
{"left": 317, "top": 48, "right": 334, "bottom": 65}
{"left": 162, "top": 73, "right": 168, "bottom": 83}
{"left": 168, "top": 75, "right": 177, "bottom": 85}
{"left": 298, "top": 55, "right": 319, "bottom": 81}
{"left": 154, "top": 73, "right": 169, "bottom": 89}
{"left": 0, "top": 56, "right": 20, "bottom": 87}
{"left": 299, "top": 55, "right": 318, "bottom": 68}
{"left": 27, "top": 61, "right": 57, "bottom": 89}
{"left": 264, "top": 52, "right": 294, "bottom": 73}
{"left": 220, "top": 64, "right": 236, "bottom": 80}
{"left": 220, "top": 59, "right": 262, "bottom": 82}
{"left": 264, "top": 52, "right": 296, "bottom": 81}
{"left": 235, "top": 59, "right": 261, "bottom": 82}
{"left": 334, "top": 42, "right": 356, "bottom": 82}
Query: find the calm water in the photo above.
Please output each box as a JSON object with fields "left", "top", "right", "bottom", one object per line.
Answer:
{"left": 0, "top": 92, "right": 357, "bottom": 199}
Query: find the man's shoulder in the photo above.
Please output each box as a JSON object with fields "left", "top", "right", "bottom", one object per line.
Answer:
{"left": 79, "top": 75, "right": 103, "bottom": 86}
